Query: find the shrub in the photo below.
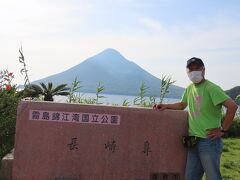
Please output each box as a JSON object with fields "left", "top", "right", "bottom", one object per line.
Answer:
{"left": 0, "top": 71, "right": 23, "bottom": 161}
{"left": 224, "top": 116, "right": 240, "bottom": 138}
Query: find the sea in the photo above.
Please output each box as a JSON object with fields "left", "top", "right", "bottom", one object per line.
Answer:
{"left": 54, "top": 92, "right": 180, "bottom": 106}
{"left": 54, "top": 92, "right": 240, "bottom": 116}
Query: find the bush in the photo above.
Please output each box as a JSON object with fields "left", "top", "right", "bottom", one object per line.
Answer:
{"left": 0, "top": 70, "right": 23, "bottom": 164}
{"left": 0, "top": 88, "right": 22, "bottom": 161}
{"left": 224, "top": 116, "right": 240, "bottom": 138}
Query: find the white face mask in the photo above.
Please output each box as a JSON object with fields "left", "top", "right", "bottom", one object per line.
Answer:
{"left": 187, "top": 71, "right": 203, "bottom": 83}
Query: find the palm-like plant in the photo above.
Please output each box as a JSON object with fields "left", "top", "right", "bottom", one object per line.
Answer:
{"left": 24, "top": 82, "right": 70, "bottom": 101}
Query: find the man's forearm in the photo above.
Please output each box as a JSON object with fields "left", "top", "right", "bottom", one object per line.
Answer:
{"left": 222, "top": 105, "right": 238, "bottom": 131}
{"left": 165, "top": 102, "right": 186, "bottom": 110}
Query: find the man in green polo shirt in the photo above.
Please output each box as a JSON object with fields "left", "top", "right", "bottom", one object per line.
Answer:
{"left": 153, "top": 57, "right": 238, "bottom": 180}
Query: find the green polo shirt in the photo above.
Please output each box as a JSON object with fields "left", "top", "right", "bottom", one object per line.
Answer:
{"left": 181, "top": 80, "right": 230, "bottom": 138}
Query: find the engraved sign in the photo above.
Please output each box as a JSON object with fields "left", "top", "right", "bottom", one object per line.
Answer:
{"left": 29, "top": 110, "right": 120, "bottom": 125}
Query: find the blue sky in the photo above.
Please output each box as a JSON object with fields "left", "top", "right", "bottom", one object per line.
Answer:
{"left": 0, "top": 0, "right": 239, "bottom": 90}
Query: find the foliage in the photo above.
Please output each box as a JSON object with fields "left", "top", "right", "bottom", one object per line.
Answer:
{"left": 0, "top": 71, "right": 22, "bottom": 161}
{"left": 221, "top": 138, "right": 240, "bottom": 179}
{"left": 133, "top": 75, "right": 175, "bottom": 107}
{"left": 81, "top": 97, "right": 97, "bottom": 104}
{"left": 203, "top": 138, "right": 240, "bottom": 179}
{"left": 0, "top": 46, "right": 30, "bottom": 161}
{"left": 134, "top": 81, "right": 149, "bottom": 106}
{"left": 225, "top": 86, "right": 240, "bottom": 105}
{"left": 67, "top": 79, "right": 106, "bottom": 104}
{"left": 18, "top": 46, "right": 71, "bottom": 102}
{"left": 236, "top": 95, "right": 240, "bottom": 104}
{"left": 24, "top": 82, "right": 70, "bottom": 101}
{"left": 159, "top": 75, "right": 176, "bottom": 103}
{"left": 149, "top": 96, "right": 156, "bottom": 106}
{"left": 0, "top": 70, "right": 15, "bottom": 89}
{"left": 122, "top": 98, "right": 130, "bottom": 106}
{"left": 19, "top": 46, "right": 30, "bottom": 87}
{"left": 67, "top": 77, "right": 83, "bottom": 103}
{"left": 95, "top": 82, "right": 105, "bottom": 104}
{"left": 223, "top": 116, "right": 240, "bottom": 138}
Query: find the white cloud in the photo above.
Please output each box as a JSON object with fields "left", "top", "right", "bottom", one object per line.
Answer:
{"left": 0, "top": 0, "right": 91, "bottom": 39}
{"left": 0, "top": 2, "right": 239, "bottom": 90}
{"left": 138, "top": 17, "right": 165, "bottom": 33}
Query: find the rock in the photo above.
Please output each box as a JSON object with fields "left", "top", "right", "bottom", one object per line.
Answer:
{"left": 0, "top": 149, "right": 14, "bottom": 180}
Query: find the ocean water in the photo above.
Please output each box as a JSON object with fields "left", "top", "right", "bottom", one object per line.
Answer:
{"left": 54, "top": 93, "right": 240, "bottom": 116}
{"left": 20, "top": 86, "right": 239, "bottom": 109}
{"left": 54, "top": 92, "right": 180, "bottom": 106}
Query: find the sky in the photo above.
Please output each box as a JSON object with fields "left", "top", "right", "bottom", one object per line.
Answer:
{"left": 0, "top": 0, "right": 239, "bottom": 90}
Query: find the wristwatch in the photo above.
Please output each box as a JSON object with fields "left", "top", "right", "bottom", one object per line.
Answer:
{"left": 220, "top": 126, "right": 228, "bottom": 133}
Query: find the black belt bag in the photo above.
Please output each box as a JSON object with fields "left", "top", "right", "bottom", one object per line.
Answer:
{"left": 182, "top": 136, "right": 199, "bottom": 148}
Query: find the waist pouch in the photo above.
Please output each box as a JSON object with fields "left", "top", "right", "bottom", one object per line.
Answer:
{"left": 182, "top": 136, "right": 199, "bottom": 148}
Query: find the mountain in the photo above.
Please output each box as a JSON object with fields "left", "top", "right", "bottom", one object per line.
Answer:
{"left": 225, "top": 86, "right": 240, "bottom": 104}
{"left": 33, "top": 48, "right": 184, "bottom": 98}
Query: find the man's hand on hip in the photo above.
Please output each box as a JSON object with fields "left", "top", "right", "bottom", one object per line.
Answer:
{"left": 206, "top": 128, "right": 225, "bottom": 139}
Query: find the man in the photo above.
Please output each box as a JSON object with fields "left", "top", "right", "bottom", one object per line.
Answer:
{"left": 153, "top": 57, "right": 238, "bottom": 180}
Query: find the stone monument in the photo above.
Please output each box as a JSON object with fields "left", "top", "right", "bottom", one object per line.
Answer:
{"left": 12, "top": 100, "right": 188, "bottom": 180}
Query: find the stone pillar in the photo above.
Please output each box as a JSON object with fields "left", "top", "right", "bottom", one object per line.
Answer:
{"left": 13, "top": 100, "right": 188, "bottom": 180}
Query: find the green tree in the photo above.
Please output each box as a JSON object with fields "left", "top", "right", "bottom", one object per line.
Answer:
{"left": 24, "top": 82, "right": 70, "bottom": 101}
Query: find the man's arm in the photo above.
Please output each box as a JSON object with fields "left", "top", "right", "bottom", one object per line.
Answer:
{"left": 153, "top": 102, "right": 187, "bottom": 111}
{"left": 207, "top": 99, "right": 238, "bottom": 139}
{"left": 221, "top": 99, "right": 238, "bottom": 131}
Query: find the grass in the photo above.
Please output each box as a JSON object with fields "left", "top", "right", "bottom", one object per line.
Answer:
{"left": 220, "top": 138, "right": 240, "bottom": 179}
{"left": 201, "top": 138, "right": 240, "bottom": 180}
